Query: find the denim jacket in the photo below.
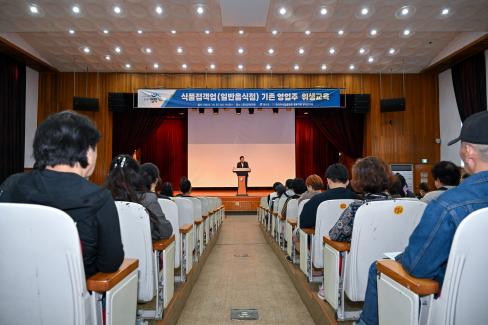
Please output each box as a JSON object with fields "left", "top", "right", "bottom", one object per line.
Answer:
{"left": 397, "top": 171, "right": 488, "bottom": 286}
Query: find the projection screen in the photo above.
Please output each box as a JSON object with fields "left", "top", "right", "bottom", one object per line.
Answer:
{"left": 188, "top": 109, "right": 295, "bottom": 187}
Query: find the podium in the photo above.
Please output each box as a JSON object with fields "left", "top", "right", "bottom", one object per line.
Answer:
{"left": 233, "top": 167, "right": 251, "bottom": 196}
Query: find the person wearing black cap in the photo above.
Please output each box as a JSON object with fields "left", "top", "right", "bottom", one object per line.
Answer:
{"left": 358, "top": 110, "right": 488, "bottom": 325}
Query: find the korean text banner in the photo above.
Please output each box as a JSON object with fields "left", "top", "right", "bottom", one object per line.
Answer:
{"left": 137, "top": 88, "right": 341, "bottom": 108}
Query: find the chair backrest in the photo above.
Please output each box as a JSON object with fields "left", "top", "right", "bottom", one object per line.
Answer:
{"left": 297, "top": 199, "right": 310, "bottom": 228}
{"left": 285, "top": 198, "right": 299, "bottom": 221}
{"left": 174, "top": 197, "right": 194, "bottom": 225}
{"left": 313, "top": 199, "right": 356, "bottom": 268}
{"left": 430, "top": 207, "right": 488, "bottom": 325}
{"left": 0, "top": 203, "right": 90, "bottom": 325}
{"left": 115, "top": 201, "right": 155, "bottom": 302}
{"left": 277, "top": 195, "right": 288, "bottom": 213}
{"left": 158, "top": 199, "right": 181, "bottom": 268}
{"left": 198, "top": 197, "right": 209, "bottom": 215}
{"left": 188, "top": 197, "right": 202, "bottom": 221}
{"left": 345, "top": 199, "right": 426, "bottom": 301}
{"left": 260, "top": 196, "right": 268, "bottom": 208}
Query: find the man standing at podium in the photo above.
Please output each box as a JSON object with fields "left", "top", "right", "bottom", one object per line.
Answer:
{"left": 236, "top": 156, "right": 250, "bottom": 188}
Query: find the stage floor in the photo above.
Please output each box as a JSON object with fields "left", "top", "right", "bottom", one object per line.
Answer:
{"left": 191, "top": 189, "right": 270, "bottom": 197}
{"left": 189, "top": 189, "right": 270, "bottom": 212}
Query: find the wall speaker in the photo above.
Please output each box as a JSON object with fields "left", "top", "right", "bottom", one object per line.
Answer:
{"left": 380, "top": 97, "right": 406, "bottom": 112}
{"left": 342, "top": 94, "right": 370, "bottom": 114}
{"left": 73, "top": 97, "right": 99, "bottom": 112}
{"left": 108, "top": 93, "right": 136, "bottom": 112}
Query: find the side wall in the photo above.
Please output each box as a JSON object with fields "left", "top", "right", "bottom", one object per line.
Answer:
{"left": 38, "top": 72, "right": 440, "bottom": 184}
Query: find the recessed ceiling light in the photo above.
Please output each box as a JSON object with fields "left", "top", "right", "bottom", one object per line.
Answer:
{"left": 68, "top": 29, "right": 75, "bottom": 35}
{"left": 237, "top": 47, "right": 244, "bottom": 54}
{"left": 125, "top": 63, "right": 131, "bottom": 69}
{"left": 293, "top": 64, "right": 300, "bottom": 71}
{"left": 104, "top": 55, "right": 111, "bottom": 60}
{"left": 210, "top": 64, "right": 216, "bottom": 69}
{"left": 102, "top": 29, "right": 109, "bottom": 34}
{"left": 305, "top": 30, "right": 311, "bottom": 35}
{"left": 72, "top": 5, "right": 80, "bottom": 14}
{"left": 320, "top": 7, "right": 328, "bottom": 15}
{"left": 441, "top": 8, "right": 450, "bottom": 15}
{"left": 115, "top": 46, "right": 121, "bottom": 53}
{"left": 171, "top": 30, "right": 176, "bottom": 34}
{"left": 113, "top": 6, "right": 121, "bottom": 14}
{"left": 207, "top": 47, "right": 213, "bottom": 54}
{"left": 144, "top": 48, "right": 152, "bottom": 54}
{"left": 268, "top": 48, "right": 274, "bottom": 55}
{"left": 237, "top": 64, "right": 244, "bottom": 70}
{"left": 204, "top": 29, "right": 210, "bottom": 34}
{"left": 298, "top": 48, "right": 305, "bottom": 55}
{"left": 181, "top": 63, "right": 187, "bottom": 69}
{"left": 338, "top": 29, "right": 344, "bottom": 36}
{"left": 137, "top": 29, "right": 143, "bottom": 34}
{"left": 370, "top": 29, "right": 378, "bottom": 36}
{"left": 238, "top": 29, "right": 244, "bottom": 35}
{"left": 329, "top": 47, "right": 336, "bottom": 55}
{"left": 155, "top": 5, "right": 163, "bottom": 15}
{"left": 359, "top": 48, "right": 366, "bottom": 54}
{"left": 177, "top": 47, "right": 183, "bottom": 54}
{"left": 153, "top": 63, "right": 159, "bottom": 69}
{"left": 389, "top": 48, "right": 396, "bottom": 55}
{"left": 403, "top": 29, "right": 411, "bottom": 36}
{"left": 196, "top": 6, "right": 204, "bottom": 15}
{"left": 401, "top": 7, "right": 409, "bottom": 15}
{"left": 29, "top": 5, "right": 39, "bottom": 14}
{"left": 271, "top": 29, "right": 278, "bottom": 35}
{"left": 266, "top": 64, "right": 272, "bottom": 70}
{"left": 349, "top": 64, "right": 355, "bottom": 70}
{"left": 321, "top": 64, "right": 327, "bottom": 70}
{"left": 361, "top": 7, "right": 369, "bottom": 15}
{"left": 83, "top": 47, "right": 90, "bottom": 54}
{"left": 279, "top": 7, "right": 287, "bottom": 15}
{"left": 368, "top": 56, "right": 374, "bottom": 63}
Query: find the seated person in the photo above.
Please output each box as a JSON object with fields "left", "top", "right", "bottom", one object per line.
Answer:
{"left": 389, "top": 173, "right": 415, "bottom": 198}
{"left": 271, "top": 183, "right": 286, "bottom": 212}
{"left": 267, "top": 182, "right": 282, "bottom": 206}
{"left": 358, "top": 110, "right": 488, "bottom": 325}
{"left": 421, "top": 161, "right": 460, "bottom": 204}
{"left": 281, "top": 178, "right": 307, "bottom": 218}
{"left": 177, "top": 176, "right": 192, "bottom": 197}
{"left": 0, "top": 111, "right": 124, "bottom": 278}
{"left": 159, "top": 181, "right": 174, "bottom": 199}
{"left": 417, "top": 181, "right": 429, "bottom": 199}
{"left": 300, "top": 163, "right": 359, "bottom": 229}
{"left": 106, "top": 155, "right": 173, "bottom": 240}
{"left": 298, "top": 174, "right": 324, "bottom": 203}
{"left": 284, "top": 178, "right": 295, "bottom": 197}
{"left": 329, "top": 157, "right": 392, "bottom": 242}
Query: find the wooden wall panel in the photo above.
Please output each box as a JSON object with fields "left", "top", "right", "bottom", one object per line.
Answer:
{"left": 38, "top": 72, "right": 440, "bottom": 185}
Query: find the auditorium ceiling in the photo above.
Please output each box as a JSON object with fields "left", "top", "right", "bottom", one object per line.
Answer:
{"left": 0, "top": 0, "right": 487, "bottom": 73}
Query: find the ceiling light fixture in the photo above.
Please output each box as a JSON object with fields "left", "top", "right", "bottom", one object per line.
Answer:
{"left": 329, "top": 47, "right": 336, "bottom": 55}
{"left": 370, "top": 29, "right": 378, "bottom": 36}
{"left": 125, "top": 63, "right": 131, "bottom": 69}
{"left": 238, "top": 29, "right": 244, "bottom": 35}
{"left": 145, "top": 48, "right": 152, "bottom": 54}
{"left": 441, "top": 8, "right": 450, "bottom": 15}
{"left": 72, "top": 5, "right": 80, "bottom": 14}
{"left": 403, "top": 29, "right": 411, "bottom": 36}
{"left": 321, "top": 64, "right": 327, "bottom": 70}
{"left": 279, "top": 7, "right": 287, "bottom": 15}
{"left": 29, "top": 5, "right": 39, "bottom": 14}
{"left": 204, "top": 29, "right": 210, "bottom": 34}
{"left": 207, "top": 47, "right": 213, "bottom": 54}
{"left": 171, "top": 30, "right": 176, "bottom": 34}
{"left": 210, "top": 64, "right": 215, "bottom": 69}
{"left": 268, "top": 48, "right": 274, "bottom": 55}
{"left": 368, "top": 56, "right": 374, "bottom": 63}
{"left": 113, "top": 6, "right": 121, "bottom": 14}
{"left": 320, "top": 7, "right": 328, "bottom": 15}
{"left": 361, "top": 7, "right": 369, "bottom": 15}
{"left": 196, "top": 6, "right": 204, "bottom": 15}
{"left": 137, "top": 30, "right": 143, "bottom": 34}
{"left": 305, "top": 30, "right": 311, "bottom": 35}
{"left": 153, "top": 63, "right": 159, "bottom": 69}
{"left": 266, "top": 64, "right": 272, "bottom": 70}
{"left": 115, "top": 46, "right": 121, "bottom": 53}
{"left": 359, "top": 48, "right": 366, "bottom": 54}
{"left": 68, "top": 29, "right": 75, "bottom": 35}
{"left": 349, "top": 64, "right": 355, "bottom": 70}
{"left": 182, "top": 64, "right": 188, "bottom": 69}
{"left": 237, "top": 64, "right": 244, "bottom": 70}
{"left": 177, "top": 47, "right": 183, "bottom": 54}
{"left": 102, "top": 29, "right": 109, "bottom": 34}
{"left": 155, "top": 5, "right": 163, "bottom": 15}
{"left": 83, "top": 47, "right": 90, "bottom": 54}
{"left": 272, "top": 29, "right": 278, "bottom": 35}
{"left": 105, "top": 55, "right": 111, "bottom": 60}
{"left": 237, "top": 47, "right": 244, "bottom": 54}
{"left": 293, "top": 64, "right": 300, "bottom": 71}
{"left": 338, "top": 29, "right": 344, "bottom": 36}
{"left": 389, "top": 48, "right": 396, "bottom": 55}
{"left": 298, "top": 48, "right": 305, "bottom": 55}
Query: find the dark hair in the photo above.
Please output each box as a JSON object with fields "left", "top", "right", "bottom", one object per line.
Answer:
{"left": 419, "top": 182, "right": 429, "bottom": 192}
{"left": 140, "top": 163, "right": 160, "bottom": 191}
{"left": 389, "top": 174, "right": 405, "bottom": 197}
{"left": 285, "top": 178, "right": 294, "bottom": 189}
{"left": 276, "top": 184, "right": 286, "bottom": 197}
{"left": 351, "top": 156, "right": 391, "bottom": 194}
{"left": 180, "top": 176, "right": 192, "bottom": 194}
{"left": 33, "top": 111, "right": 100, "bottom": 169}
{"left": 431, "top": 161, "right": 461, "bottom": 186}
{"left": 325, "top": 163, "right": 349, "bottom": 183}
{"left": 105, "top": 154, "right": 143, "bottom": 202}
{"left": 160, "top": 181, "right": 174, "bottom": 197}
{"left": 306, "top": 174, "right": 324, "bottom": 190}
{"left": 292, "top": 178, "right": 307, "bottom": 195}
{"left": 240, "top": 156, "right": 244, "bottom": 159}
{"left": 272, "top": 182, "right": 282, "bottom": 190}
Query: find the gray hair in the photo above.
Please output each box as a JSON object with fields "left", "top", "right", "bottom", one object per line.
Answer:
{"left": 470, "top": 143, "right": 488, "bottom": 162}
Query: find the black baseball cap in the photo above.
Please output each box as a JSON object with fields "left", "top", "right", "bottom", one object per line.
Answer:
{"left": 448, "top": 111, "right": 488, "bottom": 146}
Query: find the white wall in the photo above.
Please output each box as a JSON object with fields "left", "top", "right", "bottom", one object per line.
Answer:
{"left": 438, "top": 49, "right": 488, "bottom": 163}
{"left": 24, "top": 67, "right": 38, "bottom": 168}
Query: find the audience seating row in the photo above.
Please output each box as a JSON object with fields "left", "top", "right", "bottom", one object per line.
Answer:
{"left": 0, "top": 196, "right": 225, "bottom": 324}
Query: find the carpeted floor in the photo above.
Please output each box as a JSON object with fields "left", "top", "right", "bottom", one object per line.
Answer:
{"left": 176, "top": 215, "right": 315, "bottom": 325}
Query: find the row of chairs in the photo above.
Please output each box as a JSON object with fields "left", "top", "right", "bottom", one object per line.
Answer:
{"left": 0, "top": 196, "right": 225, "bottom": 325}
{"left": 259, "top": 195, "right": 488, "bottom": 324}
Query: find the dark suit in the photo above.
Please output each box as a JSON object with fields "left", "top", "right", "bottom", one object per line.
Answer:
{"left": 236, "top": 161, "right": 249, "bottom": 187}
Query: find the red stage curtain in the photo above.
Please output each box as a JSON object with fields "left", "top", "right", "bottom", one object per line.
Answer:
{"left": 140, "top": 117, "right": 188, "bottom": 190}
{"left": 295, "top": 116, "right": 339, "bottom": 179}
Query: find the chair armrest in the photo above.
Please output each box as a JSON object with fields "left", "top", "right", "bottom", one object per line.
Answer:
{"left": 323, "top": 235, "right": 350, "bottom": 252}
{"left": 287, "top": 219, "right": 297, "bottom": 227}
{"left": 302, "top": 227, "right": 315, "bottom": 235}
{"left": 272, "top": 212, "right": 278, "bottom": 216}
{"left": 179, "top": 223, "right": 193, "bottom": 234}
{"left": 87, "top": 259, "right": 139, "bottom": 292}
{"left": 278, "top": 213, "right": 286, "bottom": 221}
{"left": 195, "top": 218, "right": 204, "bottom": 225}
{"left": 376, "top": 259, "right": 439, "bottom": 296}
{"left": 153, "top": 235, "right": 175, "bottom": 251}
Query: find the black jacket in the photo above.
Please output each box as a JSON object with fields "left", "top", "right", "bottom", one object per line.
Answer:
{"left": 0, "top": 169, "right": 124, "bottom": 278}
{"left": 236, "top": 161, "right": 249, "bottom": 176}
{"left": 299, "top": 187, "right": 360, "bottom": 229}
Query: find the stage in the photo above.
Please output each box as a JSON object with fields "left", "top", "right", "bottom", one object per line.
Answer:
{"left": 190, "top": 189, "right": 270, "bottom": 213}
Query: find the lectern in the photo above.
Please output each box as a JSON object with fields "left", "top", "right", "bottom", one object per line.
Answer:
{"left": 233, "top": 167, "right": 251, "bottom": 196}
